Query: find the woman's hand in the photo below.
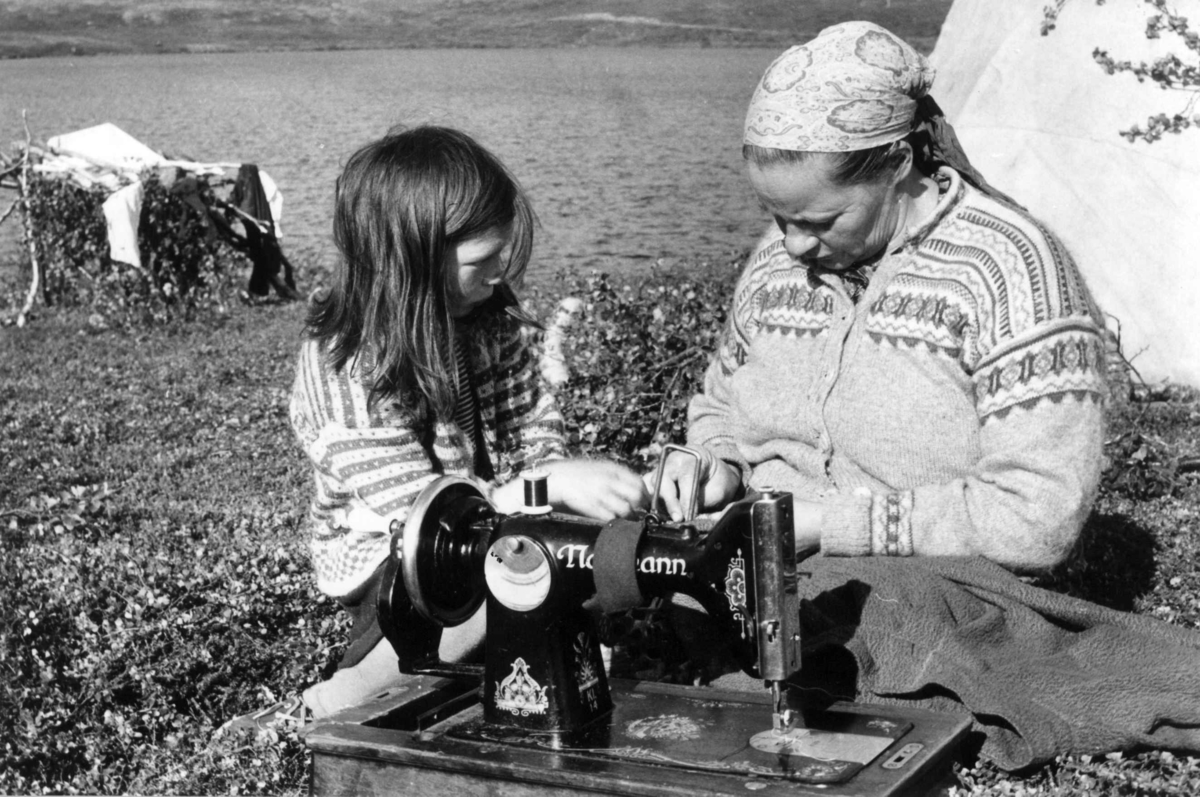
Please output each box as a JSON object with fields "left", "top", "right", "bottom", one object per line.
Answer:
{"left": 647, "top": 448, "right": 742, "bottom": 522}
{"left": 494, "top": 459, "right": 649, "bottom": 520}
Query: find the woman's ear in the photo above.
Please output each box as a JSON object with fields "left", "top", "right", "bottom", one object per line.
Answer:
{"left": 889, "top": 140, "right": 915, "bottom": 186}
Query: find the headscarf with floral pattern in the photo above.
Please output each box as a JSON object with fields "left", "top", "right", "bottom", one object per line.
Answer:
{"left": 744, "top": 21, "right": 1015, "bottom": 203}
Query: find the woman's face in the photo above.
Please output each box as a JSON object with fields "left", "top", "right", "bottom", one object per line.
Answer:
{"left": 747, "top": 155, "right": 906, "bottom": 272}
{"left": 444, "top": 223, "right": 512, "bottom": 318}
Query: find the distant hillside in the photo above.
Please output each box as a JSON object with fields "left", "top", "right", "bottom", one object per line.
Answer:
{"left": 0, "top": 0, "right": 953, "bottom": 58}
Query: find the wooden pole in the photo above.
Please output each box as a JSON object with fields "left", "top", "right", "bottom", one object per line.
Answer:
{"left": 0, "top": 196, "right": 19, "bottom": 227}
{"left": 16, "top": 111, "right": 41, "bottom": 329}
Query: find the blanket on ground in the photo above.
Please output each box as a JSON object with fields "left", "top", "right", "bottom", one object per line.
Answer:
{"left": 683, "top": 556, "right": 1200, "bottom": 770}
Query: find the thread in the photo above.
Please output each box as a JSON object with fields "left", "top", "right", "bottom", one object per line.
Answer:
{"left": 521, "top": 470, "right": 552, "bottom": 515}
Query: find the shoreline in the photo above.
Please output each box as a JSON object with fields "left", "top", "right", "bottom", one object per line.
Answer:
{"left": 0, "top": 1, "right": 950, "bottom": 60}
{"left": 0, "top": 37, "right": 943, "bottom": 62}
{"left": 0, "top": 43, "right": 783, "bottom": 61}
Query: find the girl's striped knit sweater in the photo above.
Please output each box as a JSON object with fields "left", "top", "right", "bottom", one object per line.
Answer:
{"left": 690, "top": 168, "right": 1108, "bottom": 573}
{"left": 290, "top": 317, "right": 566, "bottom": 598}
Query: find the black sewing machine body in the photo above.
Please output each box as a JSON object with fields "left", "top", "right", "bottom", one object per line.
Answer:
{"left": 303, "top": 474, "right": 970, "bottom": 796}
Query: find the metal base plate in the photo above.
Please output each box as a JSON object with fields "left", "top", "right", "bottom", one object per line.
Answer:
{"left": 451, "top": 681, "right": 912, "bottom": 785}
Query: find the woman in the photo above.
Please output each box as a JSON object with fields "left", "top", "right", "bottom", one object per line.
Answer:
{"left": 655, "top": 21, "right": 1108, "bottom": 574}
{"left": 647, "top": 30, "right": 1200, "bottom": 772}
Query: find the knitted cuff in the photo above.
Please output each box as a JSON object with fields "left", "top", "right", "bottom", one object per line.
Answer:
{"left": 869, "top": 490, "right": 915, "bottom": 557}
{"left": 692, "top": 437, "right": 751, "bottom": 489}
{"left": 818, "top": 488, "right": 874, "bottom": 557}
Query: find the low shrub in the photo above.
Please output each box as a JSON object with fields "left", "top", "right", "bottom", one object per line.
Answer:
{"left": 531, "top": 257, "right": 741, "bottom": 470}
{"left": 14, "top": 171, "right": 245, "bottom": 327}
{"left": 0, "top": 307, "right": 330, "bottom": 795}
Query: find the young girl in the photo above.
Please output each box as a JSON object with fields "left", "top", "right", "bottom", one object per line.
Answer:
{"left": 225, "top": 125, "right": 648, "bottom": 735}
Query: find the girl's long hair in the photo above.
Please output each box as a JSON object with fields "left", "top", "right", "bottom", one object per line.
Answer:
{"left": 306, "top": 125, "right": 534, "bottom": 421}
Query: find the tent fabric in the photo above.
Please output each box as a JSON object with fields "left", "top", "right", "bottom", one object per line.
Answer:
{"left": 930, "top": 0, "right": 1200, "bottom": 388}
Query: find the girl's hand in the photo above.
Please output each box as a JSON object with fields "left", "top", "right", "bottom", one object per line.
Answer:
{"left": 494, "top": 459, "right": 649, "bottom": 520}
{"left": 545, "top": 459, "right": 649, "bottom": 519}
{"left": 647, "top": 449, "right": 741, "bottom": 522}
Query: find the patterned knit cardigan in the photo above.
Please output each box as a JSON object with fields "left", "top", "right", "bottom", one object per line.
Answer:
{"left": 290, "top": 317, "right": 566, "bottom": 598}
{"left": 689, "top": 168, "right": 1108, "bottom": 573}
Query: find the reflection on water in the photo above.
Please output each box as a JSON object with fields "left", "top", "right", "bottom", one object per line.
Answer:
{"left": 1, "top": 48, "right": 779, "bottom": 282}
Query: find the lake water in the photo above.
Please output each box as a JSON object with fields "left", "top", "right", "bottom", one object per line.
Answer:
{"left": 1, "top": 48, "right": 784, "bottom": 283}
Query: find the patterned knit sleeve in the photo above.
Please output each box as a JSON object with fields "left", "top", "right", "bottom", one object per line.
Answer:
{"left": 291, "top": 339, "right": 442, "bottom": 597}
{"left": 821, "top": 197, "right": 1108, "bottom": 573}
{"left": 482, "top": 320, "right": 567, "bottom": 482}
{"left": 295, "top": 341, "right": 444, "bottom": 513}
{"left": 688, "top": 227, "right": 781, "bottom": 479}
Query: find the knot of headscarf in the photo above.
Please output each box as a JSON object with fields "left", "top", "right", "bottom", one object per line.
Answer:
{"left": 912, "top": 94, "right": 1023, "bottom": 206}
{"left": 744, "top": 21, "right": 933, "bottom": 152}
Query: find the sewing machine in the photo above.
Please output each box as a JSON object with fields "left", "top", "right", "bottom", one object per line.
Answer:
{"left": 303, "top": 451, "right": 970, "bottom": 796}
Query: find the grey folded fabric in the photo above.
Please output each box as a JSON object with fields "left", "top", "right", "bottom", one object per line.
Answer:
{"left": 682, "top": 555, "right": 1200, "bottom": 770}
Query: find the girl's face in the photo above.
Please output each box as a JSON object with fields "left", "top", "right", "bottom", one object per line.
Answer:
{"left": 444, "top": 223, "right": 512, "bottom": 318}
{"left": 747, "top": 154, "right": 906, "bottom": 272}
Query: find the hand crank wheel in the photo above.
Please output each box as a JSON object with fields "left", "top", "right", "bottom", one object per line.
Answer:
{"left": 400, "top": 476, "right": 496, "bottom": 626}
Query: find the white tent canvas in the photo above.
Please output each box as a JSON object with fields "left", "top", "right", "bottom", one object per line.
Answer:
{"left": 930, "top": 0, "right": 1200, "bottom": 388}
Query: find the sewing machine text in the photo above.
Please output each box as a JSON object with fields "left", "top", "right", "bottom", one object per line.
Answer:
{"left": 555, "top": 544, "right": 687, "bottom": 576}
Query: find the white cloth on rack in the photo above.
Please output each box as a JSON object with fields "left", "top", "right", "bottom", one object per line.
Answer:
{"left": 257, "top": 169, "right": 285, "bottom": 239}
{"left": 101, "top": 181, "right": 145, "bottom": 269}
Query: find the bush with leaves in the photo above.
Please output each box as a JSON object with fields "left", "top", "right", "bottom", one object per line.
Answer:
{"left": 534, "top": 258, "right": 742, "bottom": 470}
{"left": 0, "top": 309, "right": 336, "bottom": 795}
{"left": 23, "top": 176, "right": 109, "bottom": 306}
{"left": 19, "top": 171, "right": 243, "bottom": 326}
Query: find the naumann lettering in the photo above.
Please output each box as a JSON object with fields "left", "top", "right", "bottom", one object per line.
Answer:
{"left": 557, "top": 545, "right": 594, "bottom": 569}
{"left": 555, "top": 545, "right": 687, "bottom": 576}
{"left": 639, "top": 556, "right": 687, "bottom": 576}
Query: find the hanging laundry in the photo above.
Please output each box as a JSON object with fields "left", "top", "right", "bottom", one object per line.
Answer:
{"left": 169, "top": 175, "right": 233, "bottom": 244}
{"left": 228, "top": 164, "right": 298, "bottom": 300}
{"left": 257, "top": 169, "right": 285, "bottom": 240}
{"left": 101, "top": 181, "right": 145, "bottom": 269}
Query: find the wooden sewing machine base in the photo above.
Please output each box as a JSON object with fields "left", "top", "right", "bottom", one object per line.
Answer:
{"left": 303, "top": 676, "right": 971, "bottom": 796}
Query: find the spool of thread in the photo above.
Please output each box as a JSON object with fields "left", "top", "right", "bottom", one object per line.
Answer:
{"left": 521, "top": 470, "right": 552, "bottom": 515}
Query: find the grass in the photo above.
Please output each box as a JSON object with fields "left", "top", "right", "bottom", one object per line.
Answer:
{"left": 1, "top": 301, "right": 332, "bottom": 794}
{"left": 2, "top": 265, "right": 1200, "bottom": 795}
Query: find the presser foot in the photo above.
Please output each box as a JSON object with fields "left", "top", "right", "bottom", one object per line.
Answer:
{"left": 771, "top": 707, "right": 797, "bottom": 734}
